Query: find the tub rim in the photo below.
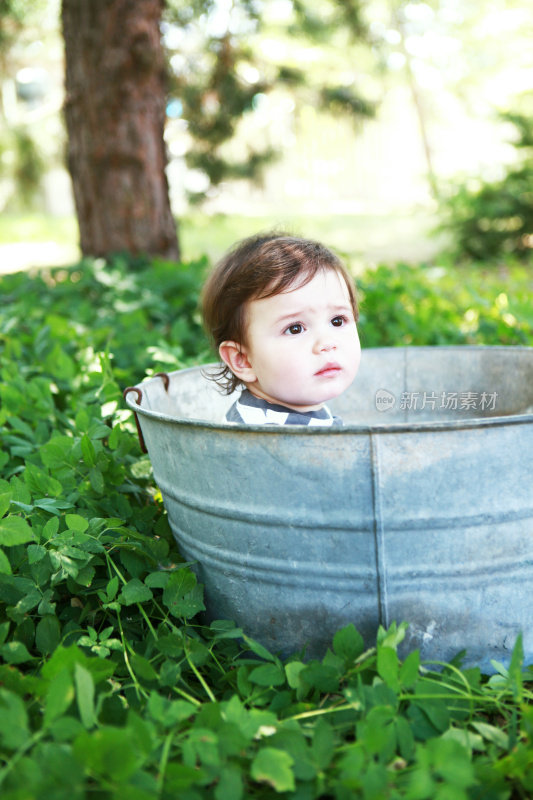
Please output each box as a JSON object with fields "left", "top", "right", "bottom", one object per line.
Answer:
{"left": 124, "top": 344, "right": 533, "bottom": 435}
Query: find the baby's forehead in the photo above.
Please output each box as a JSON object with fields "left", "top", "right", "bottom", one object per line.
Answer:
{"left": 252, "top": 269, "right": 352, "bottom": 315}
{"left": 260, "top": 266, "right": 349, "bottom": 301}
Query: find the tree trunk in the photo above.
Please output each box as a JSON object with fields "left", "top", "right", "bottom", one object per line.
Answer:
{"left": 61, "top": 0, "right": 180, "bottom": 260}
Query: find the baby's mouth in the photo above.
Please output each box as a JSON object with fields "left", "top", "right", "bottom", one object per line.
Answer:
{"left": 315, "top": 362, "right": 341, "bottom": 377}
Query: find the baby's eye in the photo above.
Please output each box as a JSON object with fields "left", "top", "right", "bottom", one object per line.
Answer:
{"left": 284, "top": 323, "right": 304, "bottom": 335}
{"left": 331, "top": 315, "right": 347, "bottom": 327}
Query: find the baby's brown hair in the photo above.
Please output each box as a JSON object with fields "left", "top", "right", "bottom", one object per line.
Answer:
{"left": 202, "top": 232, "right": 359, "bottom": 394}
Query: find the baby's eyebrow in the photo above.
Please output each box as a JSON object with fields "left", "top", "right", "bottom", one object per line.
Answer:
{"left": 275, "top": 304, "right": 352, "bottom": 324}
{"left": 275, "top": 310, "right": 306, "bottom": 324}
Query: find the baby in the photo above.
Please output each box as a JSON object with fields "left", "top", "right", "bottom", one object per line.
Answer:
{"left": 202, "top": 232, "right": 361, "bottom": 425}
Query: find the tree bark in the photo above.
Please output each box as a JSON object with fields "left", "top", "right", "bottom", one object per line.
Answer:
{"left": 61, "top": 0, "right": 180, "bottom": 260}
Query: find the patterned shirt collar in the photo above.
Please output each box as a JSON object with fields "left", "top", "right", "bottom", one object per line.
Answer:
{"left": 225, "top": 389, "right": 342, "bottom": 426}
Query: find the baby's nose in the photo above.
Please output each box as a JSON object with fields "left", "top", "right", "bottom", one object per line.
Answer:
{"left": 314, "top": 335, "right": 336, "bottom": 353}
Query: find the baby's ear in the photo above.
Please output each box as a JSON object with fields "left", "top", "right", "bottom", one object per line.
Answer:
{"left": 219, "top": 341, "right": 256, "bottom": 383}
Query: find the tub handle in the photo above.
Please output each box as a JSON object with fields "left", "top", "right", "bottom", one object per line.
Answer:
{"left": 122, "top": 386, "right": 147, "bottom": 453}
{"left": 153, "top": 371, "right": 170, "bottom": 391}
{"left": 123, "top": 374, "right": 169, "bottom": 454}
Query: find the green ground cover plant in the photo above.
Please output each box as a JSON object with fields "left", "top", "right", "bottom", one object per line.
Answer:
{"left": 357, "top": 259, "right": 533, "bottom": 349}
{"left": 1, "top": 254, "right": 533, "bottom": 798}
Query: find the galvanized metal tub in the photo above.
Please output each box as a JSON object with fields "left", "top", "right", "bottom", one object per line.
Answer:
{"left": 124, "top": 346, "right": 533, "bottom": 671}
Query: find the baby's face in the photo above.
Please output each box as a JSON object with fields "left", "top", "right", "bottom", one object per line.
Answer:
{"left": 240, "top": 269, "right": 361, "bottom": 411}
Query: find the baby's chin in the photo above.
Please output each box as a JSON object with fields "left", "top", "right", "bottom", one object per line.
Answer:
{"left": 245, "top": 387, "right": 322, "bottom": 412}
{"left": 247, "top": 375, "right": 355, "bottom": 411}
{"left": 270, "top": 392, "right": 342, "bottom": 412}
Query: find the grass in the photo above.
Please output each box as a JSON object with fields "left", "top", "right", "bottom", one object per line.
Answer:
{"left": 180, "top": 209, "right": 446, "bottom": 267}
{"left": 0, "top": 214, "right": 78, "bottom": 244}
{"left": 0, "top": 209, "right": 445, "bottom": 273}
